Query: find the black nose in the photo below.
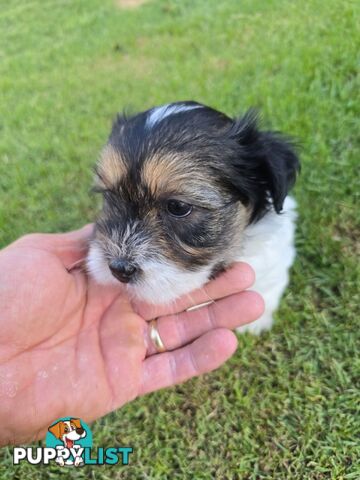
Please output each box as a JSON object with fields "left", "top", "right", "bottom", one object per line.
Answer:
{"left": 76, "top": 427, "right": 84, "bottom": 435}
{"left": 109, "top": 259, "right": 137, "bottom": 283}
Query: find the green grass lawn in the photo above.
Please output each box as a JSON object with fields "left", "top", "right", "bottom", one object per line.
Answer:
{"left": 0, "top": 0, "right": 359, "bottom": 478}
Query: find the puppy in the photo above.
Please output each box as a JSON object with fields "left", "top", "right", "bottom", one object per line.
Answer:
{"left": 88, "top": 102, "right": 300, "bottom": 333}
{"left": 48, "top": 418, "right": 87, "bottom": 466}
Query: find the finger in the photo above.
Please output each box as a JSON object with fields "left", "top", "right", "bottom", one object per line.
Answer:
{"left": 140, "top": 328, "right": 238, "bottom": 395}
{"left": 98, "top": 293, "right": 147, "bottom": 405}
{"left": 146, "top": 291, "right": 264, "bottom": 355}
{"left": 13, "top": 224, "right": 94, "bottom": 269}
{"left": 134, "top": 262, "right": 255, "bottom": 320}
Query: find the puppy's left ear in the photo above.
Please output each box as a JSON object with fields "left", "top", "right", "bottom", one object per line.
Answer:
{"left": 229, "top": 110, "right": 300, "bottom": 221}
{"left": 48, "top": 421, "right": 62, "bottom": 439}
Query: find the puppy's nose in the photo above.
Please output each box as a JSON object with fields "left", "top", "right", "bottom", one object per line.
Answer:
{"left": 109, "top": 259, "right": 137, "bottom": 283}
{"left": 76, "top": 427, "right": 84, "bottom": 435}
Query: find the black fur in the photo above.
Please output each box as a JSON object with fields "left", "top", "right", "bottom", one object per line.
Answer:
{"left": 226, "top": 110, "right": 300, "bottom": 222}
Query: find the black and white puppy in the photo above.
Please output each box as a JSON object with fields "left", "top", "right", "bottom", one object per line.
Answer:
{"left": 88, "top": 102, "right": 300, "bottom": 333}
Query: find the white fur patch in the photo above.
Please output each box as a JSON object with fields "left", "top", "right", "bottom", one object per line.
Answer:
{"left": 127, "top": 259, "right": 213, "bottom": 304}
{"left": 236, "top": 196, "right": 297, "bottom": 333}
{"left": 146, "top": 103, "right": 203, "bottom": 129}
{"left": 87, "top": 242, "right": 119, "bottom": 285}
{"left": 87, "top": 241, "right": 214, "bottom": 304}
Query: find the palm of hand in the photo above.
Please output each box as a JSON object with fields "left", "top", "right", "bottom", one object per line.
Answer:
{"left": 0, "top": 229, "right": 146, "bottom": 444}
{"left": 0, "top": 226, "right": 262, "bottom": 446}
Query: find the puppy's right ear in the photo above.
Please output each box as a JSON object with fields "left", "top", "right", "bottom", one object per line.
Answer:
{"left": 48, "top": 421, "right": 62, "bottom": 439}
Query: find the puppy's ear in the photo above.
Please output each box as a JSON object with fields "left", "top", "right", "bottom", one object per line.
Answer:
{"left": 48, "top": 421, "right": 62, "bottom": 439}
{"left": 228, "top": 110, "right": 300, "bottom": 221}
{"left": 70, "top": 418, "right": 82, "bottom": 429}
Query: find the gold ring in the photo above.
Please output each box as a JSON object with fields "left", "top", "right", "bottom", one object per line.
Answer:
{"left": 149, "top": 319, "right": 166, "bottom": 353}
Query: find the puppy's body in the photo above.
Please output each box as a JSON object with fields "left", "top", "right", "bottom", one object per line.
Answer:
{"left": 236, "top": 196, "right": 297, "bottom": 332}
{"left": 88, "top": 102, "right": 300, "bottom": 333}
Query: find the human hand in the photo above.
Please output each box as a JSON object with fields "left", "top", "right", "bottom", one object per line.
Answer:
{"left": 0, "top": 226, "right": 264, "bottom": 446}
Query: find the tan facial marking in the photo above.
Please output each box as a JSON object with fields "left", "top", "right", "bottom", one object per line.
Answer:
{"left": 141, "top": 153, "right": 179, "bottom": 195}
{"left": 96, "top": 144, "right": 127, "bottom": 189}
{"left": 174, "top": 236, "right": 211, "bottom": 257}
{"left": 141, "top": 153, "right": 203, "bottom": 197}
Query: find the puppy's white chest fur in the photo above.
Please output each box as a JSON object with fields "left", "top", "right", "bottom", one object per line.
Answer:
{"left": 236, "top": 196, "right": 297, "bottom": 333}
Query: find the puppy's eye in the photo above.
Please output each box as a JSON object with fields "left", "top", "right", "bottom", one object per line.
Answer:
{"left": 166, "top": 199, "right": 193, "bottom": 218}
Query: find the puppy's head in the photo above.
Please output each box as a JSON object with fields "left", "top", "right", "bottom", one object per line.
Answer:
{"left": 88, "top": 102, "right": 299, "bottom": 303}
{"left": 48, "top": 418, "right": 86, "bottom": 447}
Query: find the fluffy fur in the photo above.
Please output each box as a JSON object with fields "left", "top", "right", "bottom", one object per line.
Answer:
{"left": 236, "top": 196, "right": 297, "bottom": 333}
{"left": 87, "top": 101, "right": 300, "bottom": 333}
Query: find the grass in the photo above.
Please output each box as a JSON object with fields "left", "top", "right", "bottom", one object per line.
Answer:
{"left": 0, "top": 0, "right": 359, "bottom": 478}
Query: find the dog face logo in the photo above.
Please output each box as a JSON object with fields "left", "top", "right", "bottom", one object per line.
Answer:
{"left": 47, "top": 417, "right": 91, "bottom": 467}
{"left": 48, "top": 418, "right": 86, "bottom": 448}
{"left": 14, "top": 416, "right": 132, "bottom": 467}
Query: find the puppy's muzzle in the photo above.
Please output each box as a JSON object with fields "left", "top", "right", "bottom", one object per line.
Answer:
{"left": 109, "top": 258, "right": 138, "bottom": 283}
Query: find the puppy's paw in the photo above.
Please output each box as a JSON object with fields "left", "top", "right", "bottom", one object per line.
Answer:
{"left": 74, "top": 456, "right": 84, "bottom": 467}
{"left": 55, "top": 457, "right": 65, "bottom": 467}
